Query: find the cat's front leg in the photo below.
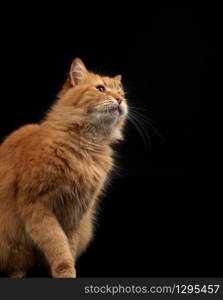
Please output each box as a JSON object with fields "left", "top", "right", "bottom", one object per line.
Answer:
{"left": 66, "top": 229, "right": 79, "bottom": 262}
{"left": 20, "top": 202, "right": 76, "bottom": 278}
{"left": 67, "top": 211, "right": 94, "bottom": 260}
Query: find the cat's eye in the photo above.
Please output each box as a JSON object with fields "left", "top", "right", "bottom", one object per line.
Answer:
{"left": 96, "top": 85, "right": 105, "bottom": 92}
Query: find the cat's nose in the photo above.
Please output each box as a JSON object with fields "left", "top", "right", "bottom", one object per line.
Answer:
{"left": 115, "top": 97, "right": 123, "bottom": 104}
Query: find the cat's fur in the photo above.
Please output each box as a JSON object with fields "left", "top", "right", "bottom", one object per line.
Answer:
{"left": 0, "top": 58, "right": 127, "bottom": 278}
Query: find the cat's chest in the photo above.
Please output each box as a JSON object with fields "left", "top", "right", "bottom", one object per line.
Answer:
{"left": 52, "top": 153, "right": 113, "bottom": 229}
{"left": 70, "top": 152, "right": 112, "bottom": 197}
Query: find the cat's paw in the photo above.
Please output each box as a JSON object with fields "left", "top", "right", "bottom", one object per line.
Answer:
{"left": 9, "top": 269, "right": 27, "bottom": 278}
{"left": 52, "top": 263, "right": 76, "bottom": 278}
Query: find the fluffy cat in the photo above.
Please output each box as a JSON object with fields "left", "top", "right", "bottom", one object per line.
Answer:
{"left": 0, "top": 58, "right": 128, "bottom": 278}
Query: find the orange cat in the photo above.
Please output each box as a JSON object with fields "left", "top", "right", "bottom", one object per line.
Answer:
{"left": 0, "top": 58, "right": 128, "bottom": 278}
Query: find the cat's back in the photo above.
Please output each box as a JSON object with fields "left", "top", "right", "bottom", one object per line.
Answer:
{"left": 0, "top": 124, "right": 40, "bottom": 152}
{"left": 0, "top": 124, "right": 41, "bottom": 177}
{"left": 0, "top": 124, "right": 42, "bottom": 209}
{"left": 0, "top": 124, "right": 40, "bottom": 149}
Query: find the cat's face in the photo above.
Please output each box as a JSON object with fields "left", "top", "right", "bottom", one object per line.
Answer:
{"left": 60, "top": 58, "right": 128, "bottom": 141}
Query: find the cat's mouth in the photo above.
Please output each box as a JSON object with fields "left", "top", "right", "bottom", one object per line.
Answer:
{"left": 100, "top": 104, "right": 119, "bottom": 116}
{"left": 89, "top": 101, "right": 127, "bottom": 129}
{"left": 107, "top": 105, "right": 119, "bottom": 114}
{"left": 101, "top": 103, "right": 126, "bottom": 116}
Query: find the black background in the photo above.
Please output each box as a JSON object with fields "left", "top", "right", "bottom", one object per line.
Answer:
{"left": 0, "top": 5, "right": 219, "bottom": 277}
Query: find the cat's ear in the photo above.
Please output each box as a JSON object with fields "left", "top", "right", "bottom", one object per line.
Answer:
{"left": 114, "top": 74, "right": 122, "bottom": 82}
{"left": 69, "top": 58, "right": 88, "bottom": 86}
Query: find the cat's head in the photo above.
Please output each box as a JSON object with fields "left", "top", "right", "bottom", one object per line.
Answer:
{"left": 57, "top": 58, "right": 128, "bottom": 143}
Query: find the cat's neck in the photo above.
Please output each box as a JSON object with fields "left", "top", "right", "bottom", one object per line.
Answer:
{"left": 42, "top": 100, "right": 116, "bottom": 150}
{"left": 41, "top": 118, "right": 111, "bottom": 155}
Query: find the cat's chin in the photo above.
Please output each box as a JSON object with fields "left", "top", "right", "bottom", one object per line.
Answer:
{"left": 88, "top": 102, "right": 127, "bottom": 133}
{"left": 102, "top": 107, "right": 120, "bottom": 119}
{"left": 89, "top": 110, "right": 119, "bottom": 128}
{"left": 100, "top": 103, "right": 127, "bottom": 120}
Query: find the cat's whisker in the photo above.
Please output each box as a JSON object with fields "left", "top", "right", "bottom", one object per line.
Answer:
{"left": 128, "top": 107, "right": 155, "bottom": 123}
{"left": 128, "top": 108, "right": 164, "bottom": 141}
{"left": 130, "top": 114, "right": 152, "bottom": 149}
{"left": 127, "top": 115, "right": 151, "bottom": 150}
{"left": 128, "top": 105, "right": 158, "bottom": 115}
{"left": 128, "top": 108, "right": 161, "bottom": 132}
{"left": 129, "top": 111, "right": 156, "bottom": 130}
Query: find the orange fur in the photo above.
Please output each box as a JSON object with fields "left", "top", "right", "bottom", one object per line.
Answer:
{"left": 0, "top": 58, "right": 127, "bottom": 277}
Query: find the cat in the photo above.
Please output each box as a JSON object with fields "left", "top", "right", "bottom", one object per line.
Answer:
{"left": 0, "top": 58, "right": 128, "bottom": 278}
